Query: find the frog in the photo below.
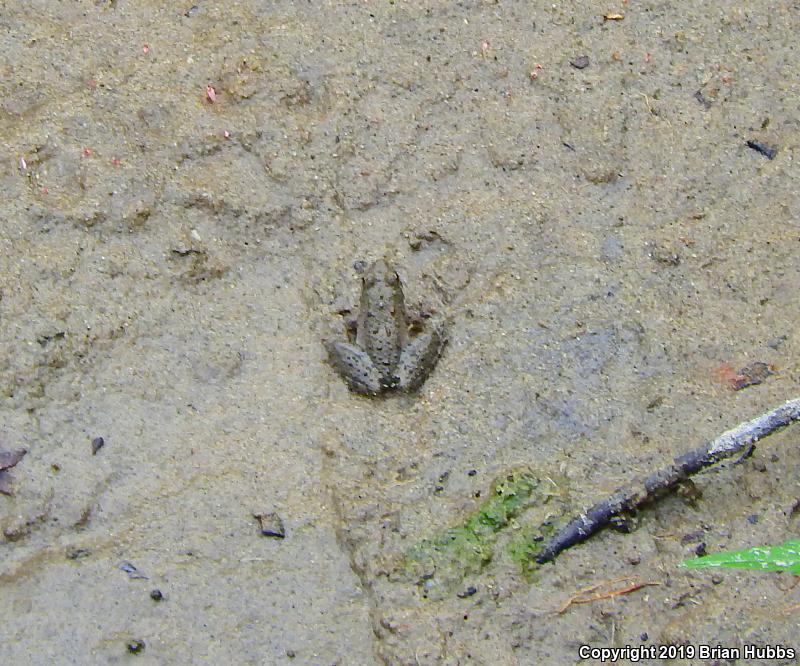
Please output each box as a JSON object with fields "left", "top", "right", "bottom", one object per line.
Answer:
{"left": 326, "top": 258, "right": 446, "bottom": 395}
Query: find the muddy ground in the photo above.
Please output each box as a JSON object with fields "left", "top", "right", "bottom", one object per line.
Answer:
{"left": 1, "top": 1, "right": 799, "bottom": 664}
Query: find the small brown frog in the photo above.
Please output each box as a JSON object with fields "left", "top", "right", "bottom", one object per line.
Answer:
{"left": 326, "top": 259, "right": 446, "bottom": 395}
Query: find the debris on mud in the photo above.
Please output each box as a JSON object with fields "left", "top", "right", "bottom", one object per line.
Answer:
{"left": 730, "top": 361, "right": 775, "bottom": 390}
{"left": 403, "top": 469, "right": 568, "bottom": 597}
{"left": 119, "top": 562, "right": 148, "bottom": 580}
{"left": 746, "top": 139, "right": 777, "bottom": 160}
{"left": 538, "top": 398, "right": 800, "bottom": 563}
{"left": 0, "top": 448, "right": 28, "bottom": 496}
{"left": 555, "top": 577, "right": 660, "bottom": 614}
{"left": 254, "top": 511, "right": 286, "bottom": 539}
{"left": 570, "top": 55, "right": 590, "bottom": 69}
{"left": 90, "top": 436, "right": 105, "bottom": 455}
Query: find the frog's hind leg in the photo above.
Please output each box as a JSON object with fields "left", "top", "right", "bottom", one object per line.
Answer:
{"left": 395, "top": 326, "right": 447, "bottom": 392}
{"left": 325, "top": 341, "right": 383, "bottom": 395}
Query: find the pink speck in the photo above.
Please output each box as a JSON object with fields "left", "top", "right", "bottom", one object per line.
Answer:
{"left": 142, "top": 44, "right": 150, "bottom": 55}
{"left": 206, "top": 85, "right": 217, "bottom": 103}
{"left": 19, "top": 157, "right": 27, "bottom": 170}
{"left": 83, "top": 148, "right": 93, "bottom": 157}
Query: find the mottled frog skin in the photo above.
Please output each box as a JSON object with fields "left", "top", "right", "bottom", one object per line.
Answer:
{"left": 326, "top": 259, "right": 446, "bottom": 395}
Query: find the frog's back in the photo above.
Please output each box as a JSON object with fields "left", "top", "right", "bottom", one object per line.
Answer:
{"left": 356, "top": 259, "right": 407, "bottom": 385}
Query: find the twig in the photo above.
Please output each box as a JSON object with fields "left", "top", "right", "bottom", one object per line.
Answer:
{"left": 537, "top": 398, "right": 800, "bottom": 564}
{"left": 555, "top": 577, "right": 660, "bottom": 614}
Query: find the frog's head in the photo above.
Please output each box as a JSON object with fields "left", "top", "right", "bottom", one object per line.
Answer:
{"left": 364, "top": 258, "right": 401, "bottom": 288}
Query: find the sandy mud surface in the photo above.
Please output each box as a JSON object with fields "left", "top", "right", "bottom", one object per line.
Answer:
{"left": 1, "top": 1, "right": 799, "bottom": 664}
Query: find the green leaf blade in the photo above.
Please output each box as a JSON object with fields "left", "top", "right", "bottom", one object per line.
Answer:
{"left": 681, "top": 539, "right": 800, "bottom": 574}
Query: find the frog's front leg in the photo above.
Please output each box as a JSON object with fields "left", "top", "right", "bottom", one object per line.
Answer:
{"left": 395, "top": 326, "right": 447, "bottom": 392}
{"left": 325, "top": 341, "right": 383, "bottom": 395}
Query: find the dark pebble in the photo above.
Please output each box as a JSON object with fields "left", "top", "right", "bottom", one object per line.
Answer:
{"left": 286, "top": 649, "right": 296, "bottom": 658}
{"left": 746, "top": 139, "right": 777, "bottom": 160}
{"left": 694, "top": 542, "right": 707, "bottom": 557}
{"left": 467, "top": 469, "right": 477, "bottom": 476}
{"left": 640, "top": 632, "right": 649, "bottom": 642}
{"left": 680, "top": 529, "right": 705, "bottom": 545}
{"left": 0, "top": 471, "right": 13, "bottom": 496}
{"left": 119, "top": 561, "right": 148, "bottom": 579}
{"left": 570, "top": 55, "right": 590, "bottom": 69}
{"left": 0, "top": 448, "right": 27, "bottom": 470}
{"left": 766, "top": 334, "right": 787, "bottom": 350}
{"left": 694, "top": 90, "right": 712, "bottom": 109}
{"left": 747, "top": 514, "right": 759, "bottom": 524}
{"left": 711, "top": 574, "right": 724, "bottom": 585}
{"left": 66, "top": 547, "right": 91, "bottom": 560}
{"left": 254, "top": 512, "right": 286, "bottom": 538}
{"left": 457, "top": 585, "right": 478, "bottom": 598}
{"left": 127, "top": 639, "right": 145, "bottom": 654}
{"left": 150, "top": 589, "right": 164, "bottom": 602}
{"left": 91, "top": 437, "right": 105, "bottom": 455}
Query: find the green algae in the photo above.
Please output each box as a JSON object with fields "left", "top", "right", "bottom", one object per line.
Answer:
{"left": 403, "top": 469, "right": 569, "bottom": 597}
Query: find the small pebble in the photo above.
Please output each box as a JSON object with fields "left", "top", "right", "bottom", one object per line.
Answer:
{"left": 766, "top": 334, "right": 788, "bottom": 350}
{"left": 680, "top": 529, "right": 704, "bottom": 545}
{"left": 91, "top": 436, "right": 105, "bottom": 455}
{"left": 694, "top": 90, "right": 712, "bottom": 108}
{"left": 127, "top": 639, "right": 145, "bottom": 654}
{"left": 457, "top": 585, "right": 478, "bottom": 598}
{"left": 254, "top": 512, "right": 286, "bottom": 539}
{"left": 746, "top": 139, "right": 777, "bottom": 160}
{"left": 694, "top": 542, "right": 707, "bottom": 557}
{"left": 150, "top": 589, "right": 164, "bottom": 602}
{"left": 570, "top": 55, "right": 590, "bottom": 69}
{"left": 119, "top": 561, "right": 148, "bottom": 579}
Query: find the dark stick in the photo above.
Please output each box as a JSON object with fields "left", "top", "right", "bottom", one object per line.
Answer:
{"left": 537, "top": 398, "right": 800, "bottom": 564}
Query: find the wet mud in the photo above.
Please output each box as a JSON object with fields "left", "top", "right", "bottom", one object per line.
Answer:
{"left": 1, "top": 1, "right": 799, "bottom": 664}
